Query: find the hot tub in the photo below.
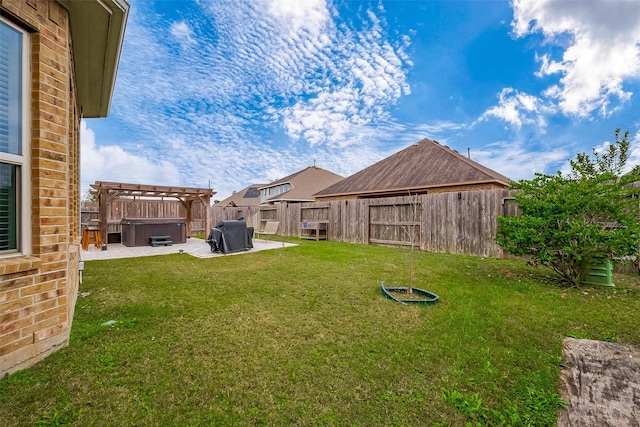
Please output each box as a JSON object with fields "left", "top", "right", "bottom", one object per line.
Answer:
{"left": 120, "top": 218, "right": 187, "bottom": 247}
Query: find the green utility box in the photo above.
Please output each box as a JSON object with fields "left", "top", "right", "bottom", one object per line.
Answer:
{"left": 583, "top": 259, "right": 614, "bottom": 287}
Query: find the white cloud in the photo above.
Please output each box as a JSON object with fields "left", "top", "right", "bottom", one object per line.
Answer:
{"left": 169, "top": 21, "right": 196, "bottom": 47}
{"left": 479, "top": 88, "right": 549, "bottom": 129}
{"left": 512, "top": 0, "right": 640, "bottom": 117}
{"left": 472, "top": 140, "right": 568, "bottom": 180}
{"left": 265, "top": 0, "right": 329, "bottom": 36}
{"left": 278, "top": 7, "right": 412, "bottom": 148}
{"left": 411, "top": 121, "right": 467, "bottom": 136}
{"left": 80, "top": 121, "right": 181, "bottom": 194}
{"left": 91, "top": 1, "right": 414, "bottom": 199}
{"left": 628, "top": 131, "right": 640, "bottom": 173}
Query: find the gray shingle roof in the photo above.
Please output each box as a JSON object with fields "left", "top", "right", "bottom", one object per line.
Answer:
{"left": 261, "top": 166, "right": 344, "bottom": 202}
{"left": 214, "top": 184, "right": 268, "bottom": 207}
{"left": 315, "top": 138, "right": 511, "bottom": 198}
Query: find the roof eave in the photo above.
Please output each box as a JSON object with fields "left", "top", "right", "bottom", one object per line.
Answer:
{"left": 259, "top": 181, "right": 293, "bottom": 191}
{"left": 59, "top": 0, "right": 129, "bottom": 118}
{"left": 274, "top": 198, "right": 315, "bottom": 202}
{"left": 315, "top": 179, "right": 510, "bottom": 198}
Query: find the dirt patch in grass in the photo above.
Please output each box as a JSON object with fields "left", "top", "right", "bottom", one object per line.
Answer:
{"left": 558, "top": 337, "right": 640, "bottom": 426}
{"left": 613, "top": 272, "right": 640, "bottom": 291}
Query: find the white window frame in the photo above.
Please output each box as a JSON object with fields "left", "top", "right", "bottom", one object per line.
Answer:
{"left": 0, "top": 17, "right": 31, "bottom": 257}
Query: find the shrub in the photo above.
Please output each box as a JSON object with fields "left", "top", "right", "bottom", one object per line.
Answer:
{"left": 497, "top": 129, "right": 640, "bottom": 286}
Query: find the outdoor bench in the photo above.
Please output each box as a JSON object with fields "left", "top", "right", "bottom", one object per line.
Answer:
{"left": 150, "top": 235, "right": 173, "bottom": 247}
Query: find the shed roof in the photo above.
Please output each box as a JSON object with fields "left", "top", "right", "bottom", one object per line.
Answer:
{"left": 315, "top": 138, "right": 511, "bottom": 199}
{"left": 261, "top": 166, "right": 344, "bottom": 203}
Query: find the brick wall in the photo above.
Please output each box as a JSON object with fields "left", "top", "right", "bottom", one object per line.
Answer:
{"left": 0, "top": 0, "right": 81, "bottom": 376}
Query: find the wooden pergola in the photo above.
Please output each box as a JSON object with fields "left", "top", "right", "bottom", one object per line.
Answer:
{"left": 89, "top": 181, "right": 216, "bottom": 245}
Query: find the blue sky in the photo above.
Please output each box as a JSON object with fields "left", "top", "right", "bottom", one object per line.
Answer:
{"left": 82, "top": 0, "right": 640, "bottom": 201}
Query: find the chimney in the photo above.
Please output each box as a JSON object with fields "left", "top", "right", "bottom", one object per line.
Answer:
{"left": 467, "top": 147, "right": 471, "bottom": 159}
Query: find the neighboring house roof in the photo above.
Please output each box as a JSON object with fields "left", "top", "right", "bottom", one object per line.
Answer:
{"left": 261, "top": 166, "right": 344, "bottom": 203}
{"left": 315, "top": 138, "right": 511, "bottom": 199}
{"left": 214, "top": 184, "right": 267, "bottom": 207}
{"left": 59, "top": 0, "right": 129, "bottom": 118}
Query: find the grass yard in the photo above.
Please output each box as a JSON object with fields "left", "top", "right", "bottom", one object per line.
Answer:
{"left": 1, "top": 238, "right": 639, "bottom": 426}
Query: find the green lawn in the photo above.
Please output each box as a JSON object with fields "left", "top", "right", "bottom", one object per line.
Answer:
{"left": 2, "top": 238, "right": 639, "bottom": 426}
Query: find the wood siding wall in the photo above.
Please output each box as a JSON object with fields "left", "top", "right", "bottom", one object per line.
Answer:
{"left": 211, "top": 189, "right": 519, "bottom": 258}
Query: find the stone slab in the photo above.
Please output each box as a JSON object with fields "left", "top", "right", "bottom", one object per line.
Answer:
{"left": 559, "top": 337, "right": 640, "bottom": 427}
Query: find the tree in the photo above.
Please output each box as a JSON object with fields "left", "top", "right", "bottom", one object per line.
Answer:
{"left": 403, "top": 192, "right": 420, "bottom": 294}
{"left": 496, "top": 129, "right": 640, "bottom": 286}
{"left": 80, "top": 189, "right": 98, "bottom": 209}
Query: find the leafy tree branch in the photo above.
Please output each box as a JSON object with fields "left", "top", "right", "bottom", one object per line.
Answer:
{"left": 496, "top": 129, "right": 640, "bottom": 286}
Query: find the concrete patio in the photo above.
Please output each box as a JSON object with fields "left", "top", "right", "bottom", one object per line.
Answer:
{"left": 80, "top": 237, "right": 296, "bottom": 261}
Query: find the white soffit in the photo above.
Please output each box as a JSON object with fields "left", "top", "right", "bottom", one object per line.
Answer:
{"left": 59, "top": 0, "right": 129, "bottom": 118}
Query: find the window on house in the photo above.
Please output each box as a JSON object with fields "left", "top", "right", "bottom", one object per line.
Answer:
{"left": 0, "top": 18, "right": 28, "bottom": 254}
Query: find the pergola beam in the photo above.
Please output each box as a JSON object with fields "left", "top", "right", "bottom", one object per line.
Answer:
{"left": 89, "top": 181, "right": 215, "bottom": 246}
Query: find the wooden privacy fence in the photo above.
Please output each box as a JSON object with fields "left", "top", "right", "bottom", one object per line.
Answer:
{"left": 82, "top": 199, "right": 208, "bottom": 235}
{"left": 211, "top": 189, "right": 518, "bottom": 258}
